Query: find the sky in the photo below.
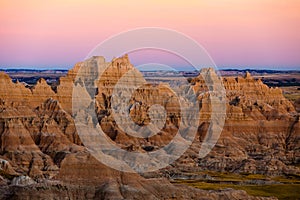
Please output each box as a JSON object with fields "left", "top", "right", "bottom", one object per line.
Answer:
{"left": 0, "top": 0, "right": 300, "bottom": 70}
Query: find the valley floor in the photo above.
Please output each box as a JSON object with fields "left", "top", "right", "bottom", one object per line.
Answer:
{"left": 171, "top": 171, "right": 300, "bottom": 199}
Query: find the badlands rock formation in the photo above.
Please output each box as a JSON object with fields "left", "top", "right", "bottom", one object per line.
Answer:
{"left": 0, "top": 55, "right": 298, "bottom": 199}
{"left": 189, "top": 71, "right": 299, "bottom": 175}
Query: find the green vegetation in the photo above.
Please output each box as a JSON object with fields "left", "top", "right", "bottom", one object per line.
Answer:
{"left": 283, "top": 93, "right": 300, "bottom": 102}
{"left": 172, "top": 171, "right": 300, "bottom": 199}
{"left": 272, "top": 175, "right": 300, "bottom": 184}
{"left": 173, "top": 181, "right": 300, "bottom": 200}
{"left": 280, "top": 86, "right": 300, "bottom": 102}
{"left": 195, "top": 170, "right": 268, "bottom": 181}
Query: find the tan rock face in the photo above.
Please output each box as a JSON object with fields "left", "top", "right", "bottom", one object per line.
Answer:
{"left": 0, "top": 55, "right": 298, "bottom": 199}
{"left": 91, "top": 59, "right": 299, "bottom": 176}
{"left": 0, "top": 72, "right": 32, "bottom": 107}
{"left": 178, "top": 71, "right": 299, "bottom": 175}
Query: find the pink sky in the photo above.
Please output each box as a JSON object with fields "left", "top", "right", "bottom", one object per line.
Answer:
{"left": 0, "top": 0, "right": 300, "bottom": 69}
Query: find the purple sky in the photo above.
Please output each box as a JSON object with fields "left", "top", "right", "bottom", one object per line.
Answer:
{"left": 1, "top": 1, "right": 300, "bottom": 70}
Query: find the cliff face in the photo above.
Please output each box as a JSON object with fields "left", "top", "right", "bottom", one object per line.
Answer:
{"left": 187, "top": 72, "right": 299, "bottom": 175}
{"left": 0, "top": 55, "right": 298, "bottom": 199}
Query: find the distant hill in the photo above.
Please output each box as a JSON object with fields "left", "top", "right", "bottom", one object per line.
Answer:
{"left": 0, "top": 68, "right": 299, "bottom": 87}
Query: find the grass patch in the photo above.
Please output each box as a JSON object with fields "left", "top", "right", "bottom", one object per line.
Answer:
{"left": 196, "top": 170, "right": 268, "bottom": 181}
{"left": 283, "top": 93, "right": 300, "bottom": 102}
{"left": 239, "top": 184, "right": 300, "bottom": 200}
{"left": 173, "top": 180, "right": 300, "bottom": 200}
{"left": 273, "top": 175, "right": 300, "bottom": 184}
{"left": 244, "top": 174, "right": 267, "bottom": 180}
{"left": 196, "top": 170, "right": 299, "bottom": 182}
{"left": 172, "top": 171, "right": 300, "bottom": 199}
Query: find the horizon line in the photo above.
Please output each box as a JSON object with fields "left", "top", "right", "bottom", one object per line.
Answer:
{"left": 0, "top": 67, "right": 299, "bottom": 72}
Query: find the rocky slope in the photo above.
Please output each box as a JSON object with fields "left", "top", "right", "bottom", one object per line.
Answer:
{"left": 182, "top": 71, "right": 300, "bottom": 176}
{"left": 88, "top": 56, "right": 299, "bottom": 176}
{"left": 0, "top": 55, "right": 298, "bottom": 199}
